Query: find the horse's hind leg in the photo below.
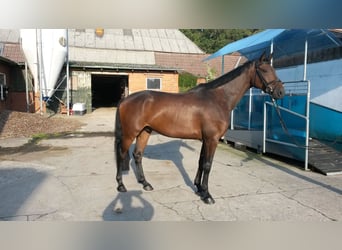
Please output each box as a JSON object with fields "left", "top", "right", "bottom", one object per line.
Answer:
{"left": 116, "top": 136, "right": 134, "bottom": 192}
{"left": 133, "top": 128, "right": 153, "bottom": 191}
{"left": 194, "top": 143, "right": 205, "bottom": 194}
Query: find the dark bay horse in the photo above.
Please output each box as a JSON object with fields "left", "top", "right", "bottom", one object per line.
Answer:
{"left": 115, "top": 52, "right": 285, "bottom": 204}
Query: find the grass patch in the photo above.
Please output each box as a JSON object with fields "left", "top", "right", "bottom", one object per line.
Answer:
{"left": 29, "top": 131, "right": 114, "bottom": 144}
{"left": 30, "top": 132, "right": 63, "bottom": 144}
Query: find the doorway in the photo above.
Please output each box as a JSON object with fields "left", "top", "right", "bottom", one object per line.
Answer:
{"left": 91, "top": 74, "right": 128, "bottom": 108}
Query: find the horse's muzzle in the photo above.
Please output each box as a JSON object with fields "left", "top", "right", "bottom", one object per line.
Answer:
{"left": 270, "top": 82, "right": 285, "bottom": 99}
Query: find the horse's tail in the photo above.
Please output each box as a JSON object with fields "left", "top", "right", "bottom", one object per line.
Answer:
{"left": 115, "top": 104, "right": 130, "bottom": 171}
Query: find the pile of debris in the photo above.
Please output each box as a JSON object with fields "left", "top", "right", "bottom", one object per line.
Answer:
{"left": 0, "top": 110, "right": 83, "bottom": 138}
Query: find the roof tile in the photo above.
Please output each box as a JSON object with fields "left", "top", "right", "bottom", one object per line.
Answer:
{"left": 2, "top": 43, "right": 25, "bottom": 63}
{"left": 155, "top": 52, "right": 245, "bottom": 78}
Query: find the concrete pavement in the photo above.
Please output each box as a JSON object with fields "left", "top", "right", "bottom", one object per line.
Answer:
{"left": 0, "top": 108, "right": 341, "bottom": 221}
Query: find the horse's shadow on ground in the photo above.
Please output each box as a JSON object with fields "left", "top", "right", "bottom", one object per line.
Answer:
{"left": 133, "top": 139, "right": 197, "bottom": 191}
{"left": 103, "top": 138, "right": 197, "bottom": 221}
{"left": 103, "top": 190, "right": 154, "bottom": 221}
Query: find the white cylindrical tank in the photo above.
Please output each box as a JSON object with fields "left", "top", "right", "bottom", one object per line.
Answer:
{"left": 20, "top": 29, "right": 67, "bottom": 98}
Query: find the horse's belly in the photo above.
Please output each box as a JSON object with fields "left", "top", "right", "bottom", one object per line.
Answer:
{"left": 150, "top": 115, "right": 202, "bottom": 139}
{"left": 156, "top": 126, "right": 202, "bottom": 140}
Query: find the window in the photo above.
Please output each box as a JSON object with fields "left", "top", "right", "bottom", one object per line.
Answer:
{"left": 146, "top": 78, "right": 161, "bottom": 90}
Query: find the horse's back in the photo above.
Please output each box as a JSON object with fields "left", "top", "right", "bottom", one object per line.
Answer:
{"left": 120, "top": 90, "right": 194, "bottom": 109}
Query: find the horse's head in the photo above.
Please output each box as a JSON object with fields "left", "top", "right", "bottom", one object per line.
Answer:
{"left": 252, "top": 52, "right": 285, "bottom": 99}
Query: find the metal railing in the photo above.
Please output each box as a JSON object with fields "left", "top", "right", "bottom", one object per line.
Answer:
{"left": 263, "top": 80, "right": 310, "bottom": 170}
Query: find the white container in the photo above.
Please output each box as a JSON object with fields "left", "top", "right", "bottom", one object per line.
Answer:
{"left": 72, "top": 103, "right": 86, "bottom": 115}
{"left": 20, "top": 29, "right": 67, "bottom": 98}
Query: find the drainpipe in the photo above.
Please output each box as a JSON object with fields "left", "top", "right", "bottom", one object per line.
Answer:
{"left": 66, "top": 29, "right": 70, "bottom": 116}
{"left": 25, "top": 61, "right": 29, "bottom": 112}
{"left": 36, "top": 29, "right": 43, "bottom": 115}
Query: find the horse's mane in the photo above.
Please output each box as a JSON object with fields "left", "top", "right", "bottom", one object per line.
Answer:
{"left": 188, "top": 60, "right": 254, "bottom": 92}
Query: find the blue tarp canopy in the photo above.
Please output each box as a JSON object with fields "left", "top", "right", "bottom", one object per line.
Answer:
{"left": 204, "top": 29, "right": 342, "bottom": 61}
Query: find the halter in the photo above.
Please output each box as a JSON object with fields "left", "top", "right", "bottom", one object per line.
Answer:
{"left": 252, "top": 62, "right": 281, "bottom": 94}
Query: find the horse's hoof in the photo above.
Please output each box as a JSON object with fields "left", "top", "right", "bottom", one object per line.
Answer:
{"left": 201, "top": 195, "right": 215, "bottom": 204}
{"left": 117, "top": 184, "right": 127, "bottom": 192}
{"left": 195, "top": 187, "right": 203, "bottom": 196}
{"left": 143, "top": 183, "right": 154, "bottom": 191}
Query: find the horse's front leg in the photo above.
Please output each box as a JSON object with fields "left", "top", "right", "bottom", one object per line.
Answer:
{"left": 200, "top": 159, "right": 215, "bottom": 204}
{"left": 198, "top": 139, "right": 218, "bottom": 204}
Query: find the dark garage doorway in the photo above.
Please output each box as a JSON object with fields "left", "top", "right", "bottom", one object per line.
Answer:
{"left": 91, "top": 74, "right": 128, "bottom": 108}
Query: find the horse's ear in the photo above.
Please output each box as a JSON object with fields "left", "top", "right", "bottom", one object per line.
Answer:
{"left": 259, "top": 51, "right": 267, "bottom": 63}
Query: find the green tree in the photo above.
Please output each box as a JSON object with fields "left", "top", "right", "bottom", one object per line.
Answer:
{"left": 178, "top": 72, "right": 198, "bottom": 92}
{"left": 180, "top": 29, "right": 260, "bottom": 53}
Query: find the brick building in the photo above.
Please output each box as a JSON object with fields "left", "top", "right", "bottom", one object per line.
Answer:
{"left": 0, "top": 31, "right": 32, "bottom": 112}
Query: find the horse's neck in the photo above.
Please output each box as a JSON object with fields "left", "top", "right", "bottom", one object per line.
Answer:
{"left": 217, "top": 65, "right": 253, "bottom": 110}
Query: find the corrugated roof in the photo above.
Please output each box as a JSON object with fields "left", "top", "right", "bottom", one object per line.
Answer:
{"left": 68, "top": 29, "right": 204, "bottom": 54}
{"left": 69, "top": 47, "right": 156, "bottom": 65}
